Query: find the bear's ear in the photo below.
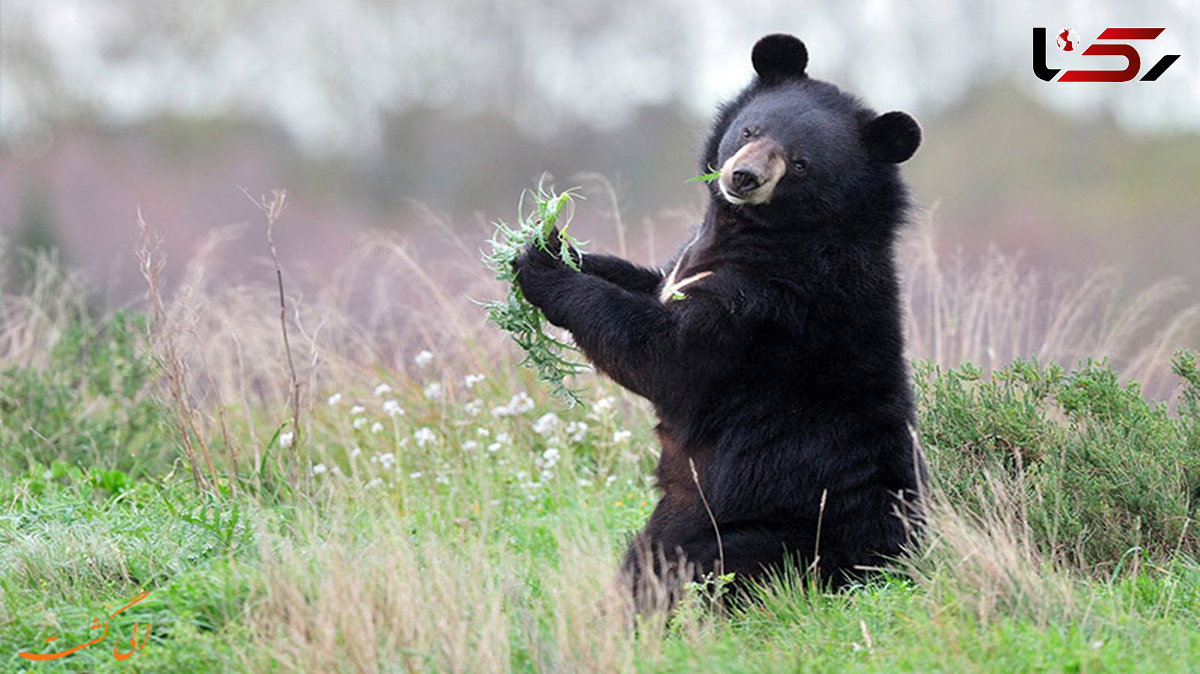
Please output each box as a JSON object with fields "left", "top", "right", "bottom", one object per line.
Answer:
{"left": 752, "top": 34, "right": 808, "bottom": 81}
{"left": 863, "top": 111, "right": 922, "bottom": 163}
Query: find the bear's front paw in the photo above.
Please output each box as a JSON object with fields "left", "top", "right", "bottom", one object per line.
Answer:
{"left": 513, "top": 241, "right": 573, "bottom": 312}
{"left": 513, "top": 239, "right": 561, "bottom": 275}
{"left": 514, "top": 228, "right": 580, "bottom": 271}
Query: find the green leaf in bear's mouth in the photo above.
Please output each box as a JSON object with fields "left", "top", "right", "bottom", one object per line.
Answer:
{"left": 687, "top": 167, "right": 722, "bottom": 183}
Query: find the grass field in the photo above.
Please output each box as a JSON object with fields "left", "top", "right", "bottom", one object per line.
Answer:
{"left": 1, "top": 204, "right": 1198, "bottom": 672}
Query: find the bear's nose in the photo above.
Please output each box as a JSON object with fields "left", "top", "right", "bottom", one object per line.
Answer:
{"left": 730, "top": 169, "right": 762, "bottom": 193}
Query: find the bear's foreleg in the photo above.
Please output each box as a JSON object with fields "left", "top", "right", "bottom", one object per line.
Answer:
{"left": 514, "top": 243, "right": 677, "bottom": 398}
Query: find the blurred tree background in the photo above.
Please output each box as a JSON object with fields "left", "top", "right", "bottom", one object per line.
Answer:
{"left": 1, "top": 0, "right": 1197, "bottom": 304}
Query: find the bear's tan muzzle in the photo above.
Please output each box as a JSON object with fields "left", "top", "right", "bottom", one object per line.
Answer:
{"left": 718, "top": 138, "right": 787, "bottom": 205}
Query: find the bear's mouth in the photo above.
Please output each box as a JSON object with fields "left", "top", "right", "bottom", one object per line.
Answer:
{"left": 718, "top": 139, "right": 786, "bottom": 206}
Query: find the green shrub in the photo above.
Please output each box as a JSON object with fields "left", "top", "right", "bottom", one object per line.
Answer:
{"left": 0, "top": 310, "right": 172, "bottom": 481}
{"left": 916, "top": 352, "right": 1200, "bottom": 573}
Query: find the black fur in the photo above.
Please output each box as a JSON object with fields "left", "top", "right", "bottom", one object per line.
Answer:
{"left": 514, "top": 34, "right": 926, "bottom": 599}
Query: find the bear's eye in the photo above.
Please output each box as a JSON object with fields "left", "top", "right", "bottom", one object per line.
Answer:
{"left": 792, "top": 158, "right": 809, "bottom": 173}
{"left": 741, "top": 127, "right": 756, "bottom": 139}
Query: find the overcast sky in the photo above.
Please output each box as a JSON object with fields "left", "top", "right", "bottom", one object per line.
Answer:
{"left": 1, "top": 0, "right": 1197, "bottom": 155}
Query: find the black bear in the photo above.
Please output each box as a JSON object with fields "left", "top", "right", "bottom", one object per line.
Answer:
{"left": 515, "top": 34, "right": 926, "bottom": 601}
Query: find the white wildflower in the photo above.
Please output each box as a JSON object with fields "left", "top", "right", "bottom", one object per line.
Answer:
{"left": 373, "top": 383, "right": 392, "bottom": 397}
{"left": 311, "top": 463, "right": 327, "bottom": 475}
{"left": 377, "top": 452, "right": 396, "bottom": 468}
{"left": 566, "top": 421, "right": 588, "bottom": 443}
{"left": 423, "top": 382, "right": 444, "bottom": 400}
{"left": 364, "top": 477, "right": 383, "bottom": 490}
{"left": 612, "top": 430, "right": 633, "bottom": 444}
{"left": 594, "top": 396, "right": 616, "bottom": 413}
{"left": 327, "top": 392, "right": 343, "bottom": 406}
{"left": 414, "top": 427, "right": 436, "bottom": 448}
{"left": 350, "top": 405, "right": 366, "bottom": 416}
{"left": 492, "top": 391, "right": 534, "bottom": 417}
{"left": 511, "top": 391, "right": 534, "bottom": 414}
{"left": 382, "top": 400, "right": 404, "bottom": 417}
{"left": 353, "top": 417, "right": 367, "bottom": 430}
{"left": 350, "top": 446, "right": 362, "bottom": 460}
{"left": 542, "top": 447, "right": 561, "bottom": 464}
{"left": 532, "top": 413, "right": 560, "bottom": 436}
{"left": 409, "top": 471, "right": 423, "bottom": 479}
{"left": 462, "top": 440, "right": 479, "bottom": 452}
{"left": 414, "top": 350, "right": 435, "bottom": 369}
{"left": 463, "top": 373, "right": 486, "bottom": 388}
{"left": 464, "top": 399, "right": 484, "bottom": 417}
{"left": 370, "top": 421, "right": 384, "bottom": 434}
{"left": 279, "top": 431, "right": 294, "bottom": 448}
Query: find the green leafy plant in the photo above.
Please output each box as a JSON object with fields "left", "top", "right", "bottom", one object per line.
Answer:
{"left": 915, "top": 352, "right": 1200, "bottom": 572}
{"left": 687, "top": 167, "right": 722, "bottom": 183}
{"left": 0, "top": 310, "right": 167, "bottom": 478}
{"left": 483, "top": 182, "right": 590, "bottom": 407}
{"left": 668, "top": 570, "right": 737, "bottom": 632}
{"left": 159, "top": 489, "right": 249, "bottom": 552}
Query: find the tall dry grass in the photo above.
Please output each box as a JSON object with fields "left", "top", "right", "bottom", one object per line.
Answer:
{"left": 245, "top": 500, "right": 512, "bottom": 672}
{"left": 0, "top": 250, "right": 89, "bottom": 369}
{"left": 239, "top": 494, "right": 710, "bottom": 673}
{"left": 124, "top": 206, "right": 1199, "bottom": 415}
{"left": 127, "top": 203, "right": 524, "bottom": 494}
{"left": 903, "top": 474, "right": 1078, "bottom": 627}
{"left": 6, "top": 189, "right": 1194, "bottom": 413}
{"left": 133, "top": 215, "right": 508, "bottom": 411}
{"left": 903, "top": 219, "right": 1199, "bottom": 400}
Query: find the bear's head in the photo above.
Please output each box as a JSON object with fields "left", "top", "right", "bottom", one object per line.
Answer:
{"left": 706, "top": 34, "right": 921, "bottom": 220}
